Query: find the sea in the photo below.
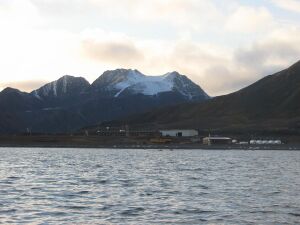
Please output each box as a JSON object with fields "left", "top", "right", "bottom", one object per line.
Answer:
{"left": 0, "top": 148, "right": 299, "bottom": 224}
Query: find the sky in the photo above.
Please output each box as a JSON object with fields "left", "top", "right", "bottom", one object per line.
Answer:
{"left": 0, "top": 0, "right": 300, "bottom": 96}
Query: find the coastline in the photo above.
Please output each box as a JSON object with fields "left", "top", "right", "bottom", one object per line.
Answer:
{"left": 0, "top": 135, "right": 299, "bottom": 150}
{"left": 1, "top": 143, "right": 300, "bottom": 151}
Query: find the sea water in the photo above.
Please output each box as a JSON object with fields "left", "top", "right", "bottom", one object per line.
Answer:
{"left": 0, "top": 148, "right": 299, "bottom": 224}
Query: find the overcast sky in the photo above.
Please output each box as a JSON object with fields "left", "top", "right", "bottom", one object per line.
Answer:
{"left": 0, "top": 0, "right": 300, "bottom": 96}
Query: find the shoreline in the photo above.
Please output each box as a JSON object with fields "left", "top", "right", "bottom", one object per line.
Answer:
{"left": 0, "top": 135, "right": 300, "bottom": 150}
{"left": 0, "top": 144, "right": 300, "bottom": 150}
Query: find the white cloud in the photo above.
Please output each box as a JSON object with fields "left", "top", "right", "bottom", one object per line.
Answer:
{"left": 30, "top": 0, "right": 223, "bottom": 33}
{"left": 0, "top": 0, "right": 299, "bottom": 96}
{"left": 271, "top": 0, "right": 300, "bottom": 13}
{"left": 0, "top": 0, "right": 40, "bottom": 28}
{"left": 225, "top": 6, "right": 274, "bottom": 33}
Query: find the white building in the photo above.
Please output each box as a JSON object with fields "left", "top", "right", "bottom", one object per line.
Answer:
{"left": 160, "top": 129, "right": 198, "bottom": 137}
{"left": 250, "top": 139, "right": 282, "bottom": 145}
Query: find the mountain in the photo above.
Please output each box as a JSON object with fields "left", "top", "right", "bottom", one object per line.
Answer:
{"left": 75, "top": 69, "right": 209, "bottom": 129}
{"left": 117, "top": 61, "right": 300, "bottom": 131}
{"left": 33, "top": 75, "right": 90, "bottom": 97}
{"left": 91, "top": 69, "right": 208, "bottom": 99}
{"left": 0, "top": 69, "right": 209, "bottom": 134}
{"left": 31, "top": 75, "right": 90, "bottom": 106}
{"left": 0, "top": 88, "right": 42, "bottom": 111}
{"left": 0, "top": 88, "right": 43, "bottom": 133}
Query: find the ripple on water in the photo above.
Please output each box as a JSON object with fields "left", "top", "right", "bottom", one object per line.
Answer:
{"left": 7, "top": 176, "right": 21, "bottom": 180}
{"left": 35, "top": 211, "right": 69, "bottom": 217}
{"left": 0, "top": 209, "right": 17, "bottom": 214}
{"left": 121, "top": 207, "right": 145, "bottom": 216}
{"left": 174, "top": 208, "right": 216, "bottom": 215}
{"left": 75, "top": 190, "right": 90, "bottom": 195}
{"left": 63, "top": 205, "right": 90, "bottom": 211}
{"left": 96, "top": 179, "right": 109, "bottom": 184}
{"left": 288, "top": 212, "right": 300, "bottom": 217}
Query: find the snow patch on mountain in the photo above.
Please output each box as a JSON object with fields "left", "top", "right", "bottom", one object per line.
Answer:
{"left": 32, "top": 90, "right": 42, "bottom": 100}
{"left": 112, "top": 71, "right": 180, "bottom": 97}
{"left": 52, "top": 80, "right": 58, "bottom": 96}
{"left": 37, "top": 80, "right": 58, "bottom": 97}
{"left": 62, "top": 76, "right": 68, "bottom": 93}
{"left": 113, "top": 70, "right": 145, "bottom": 97}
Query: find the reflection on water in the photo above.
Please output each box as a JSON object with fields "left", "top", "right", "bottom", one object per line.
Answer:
{"left": 0, "top": 148, "right": 299, "bottom": 224}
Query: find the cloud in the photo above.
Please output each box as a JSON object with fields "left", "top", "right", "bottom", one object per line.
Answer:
{"left": 81, "top": 39, "right": 144, "bottom": 66}
{"left": 161, "top": 27, "right": 300, "bottom": 95}
{"left": 77, "top": 26, "right": 300, "bottom": 96}
{"left": 201, "top": 65, "right": 253, "bottom": 96}
{"left": 271, "top": 0, "right": 300, "bottom": 13}
{"left": 0, "top": 80, "right": 47, "bottom": 92}
{"left": 235, "top": 41, "right": 300, "bottom": 74}
{"left": 80, "top": 29, "right": 144, "bottom": 66}
{"left": 225, "top": 6, "right": 274, "bottom": 33}
{"left": 0, "top": 0, "right": 41, "bottom": 28}
{"left": 162, "top": 42, "right": 256, "bottom": 96}
{"left": 0, "top": 0, "right": 299, "bottom": 97}
{"left": 234, "top": 27, "right": 300, "bottom": 74}
{"left": 30, "top": 0, "right": 223, "bottom": 32}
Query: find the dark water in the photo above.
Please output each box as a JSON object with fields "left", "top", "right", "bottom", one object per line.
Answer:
{"left": 0, "top": 148, "right": 299, "bottom": 224}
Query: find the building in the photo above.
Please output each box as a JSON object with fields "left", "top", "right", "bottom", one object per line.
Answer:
{"left": 160, "top": 129, "right": 198, "bottom": 137}
{"left": 203, "top": 136, "right": 232, "bottom": 145}
{"left": 250, "top": 140, "right": 282, "bottom": 145}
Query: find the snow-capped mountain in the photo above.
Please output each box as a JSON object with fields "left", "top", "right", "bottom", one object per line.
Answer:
{"left": 0, "top": 69, "right": 209, "bottom": 133}
{"left": 32, "top": 75, "right": 90, "bottom": 99}
{"left": 91, "top": 69, "right": 209, "bottom": 99}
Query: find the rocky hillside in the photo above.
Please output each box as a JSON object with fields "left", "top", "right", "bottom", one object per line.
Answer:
{"left": 118, "top": 61, "right": 300, "bottom": 131}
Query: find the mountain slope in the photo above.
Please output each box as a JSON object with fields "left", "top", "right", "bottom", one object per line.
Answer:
{"left": 121, "top": 61, "right": 300, "bottom": 130}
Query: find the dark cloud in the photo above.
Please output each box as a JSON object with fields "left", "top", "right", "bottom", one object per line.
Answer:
{"left": 163, "top": 35, "right": 300, "bottom": 96}
{"left": 235, "top": 39, "right": 300, "bottom": 74}
{"left": 202, "top": 65, "right": 246, "bottom": 95}
{"left": 81, "top": 39, "right": 144, "bottom": 65}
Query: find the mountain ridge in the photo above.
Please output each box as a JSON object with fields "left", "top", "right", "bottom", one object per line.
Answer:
{"left": 0, "top": 69, "right": 209, "bottom": 133}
